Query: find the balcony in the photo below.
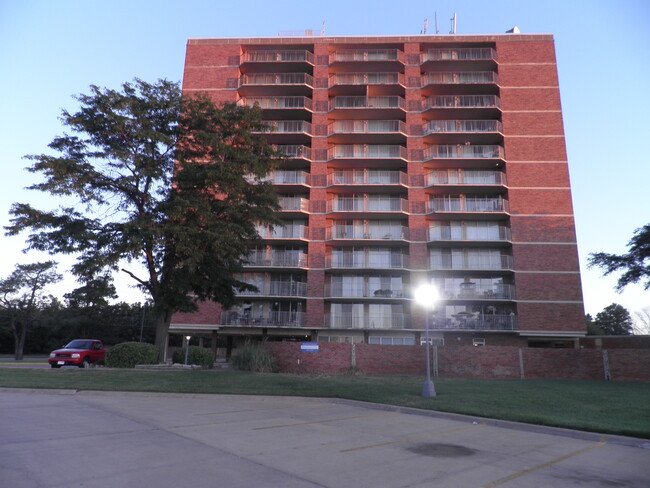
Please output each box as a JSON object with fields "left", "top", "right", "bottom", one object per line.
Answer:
{"left": 429, "top": 197, "right": 509, "bottom": 214}
{"left": 274, "top": 145, "right": 312, "bottom": 162}
{"left": 327, "top": 170, "right": 407, "bottom": 187}
{"left": 326, "top": 254, "right": 409, "bottom": 270}
{"left": 421, "top": 72, "right": 499, "bottom": 95}
{"left": 328, "top": 144, "right": 407, "bottom": 162}
{"left": 325, "top": 313, "right": 408, "bottom": 329}
{"left": 429, "top": 254, "right": 514, "bottom": 271}
{"left": 327, "top": 197, "right": 409, "bottom": 214}
{"left": 329, "top": 49, "right": 405, "bottom": 71}
{"left": 257, "top": 225, "right": 309, "bottom": 240}
{"left": 260, "top": 120, "right": 312, "bottom": 144}
{"left": 429, "top": 225, "right": 511, "bottom": 243}
{"left": 422, "top": 48, "right": 497, "bottom": 63}
{"left": 423, "top": 144, "right": 504, "bottom": 162}
{"left": 328, "top": 72, "right": 406, "bottom": 96}
{"left": 431, "top": 314, "right": 518, "bottom": 331}
{"left": 328, "top": 96, "right": 406, "bottom": 119}
{"left": 220, "top": 310, "right": 307, "bottom": 327}
{"left": 326, "top": 225, "right": 409, "bottom": 241}
{"left": 422, "top": 95, "right": 501, "bottom": 118}
{"left": 241, "top": 50, "right": 314, "bottom": 64}
{"left": 439, "top": 283, "right": 516, "bottom": 300}
{"left": 426, "top": 170, "right": 506, "bottom": 188}
{"left": 278, "top": 197, "right": 310, "bottom": 214}
{"left": 245, "top": 250, "right": 308, "bottom": 268}
{"left": 236, "top": 280, "right": 308, "bottom": 297}
{"left": 325, "top": 284, "right": 406, "bottom": 299}
{"left": 422, "top": 119, "right": 502, "bottom": 144}
{"left": 267, "top": 170, "right": 310, "bottom": 187}
{"left": 238, "top": 73, "right": 313, "bottom": 96}
{"left": 328, "top": 120, "right": 406, "bottom": 143}
{"left": 238, "top": 96, "right": 312, "bottom": 117}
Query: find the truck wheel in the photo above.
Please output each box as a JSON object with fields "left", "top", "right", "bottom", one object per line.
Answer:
{"left": 79, "top": 358, "right": 90, "bottom": 368}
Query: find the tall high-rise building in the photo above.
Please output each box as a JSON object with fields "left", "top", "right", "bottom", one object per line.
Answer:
{"left": 171, "top": 32, "right": 585, "bottom": 350}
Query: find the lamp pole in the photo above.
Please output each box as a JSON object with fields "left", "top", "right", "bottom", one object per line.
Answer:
{"left": 414, "top": 284, "right": 438, "bottom": 397}
{"left": 184, "top": 335, "right": 191, "bottom": 365}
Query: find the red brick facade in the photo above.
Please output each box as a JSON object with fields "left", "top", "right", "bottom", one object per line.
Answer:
{"left": 172, "top": 33, "right": 586, "bottom": 352}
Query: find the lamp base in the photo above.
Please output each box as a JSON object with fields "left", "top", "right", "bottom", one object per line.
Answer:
{"left": 421, "top": 380, "right": 436, "bottom": 397}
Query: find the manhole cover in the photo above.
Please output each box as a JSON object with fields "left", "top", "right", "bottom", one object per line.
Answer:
{"left": 405, "top": 443, "right": 477, "bottom": 458}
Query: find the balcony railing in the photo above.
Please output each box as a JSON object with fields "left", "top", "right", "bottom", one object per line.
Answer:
{"left": 426, "top": 170, "right": 506, "bottom": 186}
{"left": 329, "top": 72, "right": 405, "bottom": 87}
{"left": 262, "top": 120, "right": 312, "bottom": 134}
{"left": 242, "top": 50, "right": 314, "bottom": 63}
{"left": 439, "top": 284, "right": 516, "bottom": 300}
{"left": 239, "top": 73, "right": 314, "bottom": 87}
{"left": 423, "top": 120, "right": 502, "bottom": 135}
{"left": 278, "top": 197, "right": 310, "bottom": 212}
{"left": 327, "top": 225, "right": 409, "bottom": 240}
{"left": 238, "top": 96, "right": 313, "bottom": 111}
{"left": 423, "top": 95, "right": 501, "bottom": 110}
{"left": 326, "top": 254, "right": 409, "bottom": 269}
{"left": 329, "top": 96, "right": 406, "bottom": 110}
{"left": 325, "top": 313, "right": 408, "bottom": 329}
{"left": 429, "top": 254, "right": 514, "bottom": 270}
{"left": 422, "top": 48, "right": 497, "bottom": 62}
{"left": 429, "top": 197, "right": 509, "bottom": 213}
{"left": 245, "top": 251, "right": 307, "bottom": 267}
{"left": 328, "top": 144, "right": 407, "bottom": 160}
{"left": 257, "top": 225, "right": 309, "bottom": 239}
{"left": 328, "top": 197, "right": 409, "bottom": 213}
{"left": 422, "top": 71, "right": 499, "bottom": 85}
{"left": 329, "top": 120, "right": 406, "bottom": 135}
{"left": 236, "top": 281, "right": 308, "bottom": 297}
{"left": 328, "top": 170, "right": 407, "bottom": 186}
{"left": 423, "top": 144, "right": 504, "bottom": 159}
{"left": 325, "top": 284, "right": 406, "bottom": 298}
{"left": 431, "top": 314, "right": 518, "bottom": 331}
{"left": 267, "top": 170, "right": 310, "bottom": 185}
{"left": 429, "top": 225, "right": 511, "bottom": 242}
{"left": 274, "top": 145, "right": 311, "bottom": 160}
{"left": 331, "top": 49, "right": 403, "bottom": 62}
{"left": 220, "top": 311, "right": 307, "bottom": 327}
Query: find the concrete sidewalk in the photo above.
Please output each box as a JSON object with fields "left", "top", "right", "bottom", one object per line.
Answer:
{"left": 1, "top": 389, "right": 648, "bottom": 488}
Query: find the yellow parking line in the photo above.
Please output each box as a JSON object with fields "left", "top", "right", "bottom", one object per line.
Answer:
{"left": 340, "top": 424, "right": 485, "bottom": 453}
{"left": 482, "top": 441, "right": 606, "bottom": 487}
{"left": 253, "top": 411, "right": 397, "bottom": 430}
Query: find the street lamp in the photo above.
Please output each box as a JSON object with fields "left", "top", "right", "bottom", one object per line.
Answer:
{"left": 414, "top": 283, "right": 439, "bottom": 397}
{"left": 184, "top": 335, "right": 191, "bottom": 365}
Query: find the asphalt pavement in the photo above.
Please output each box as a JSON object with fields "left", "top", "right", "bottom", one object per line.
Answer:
{"left": 1, "top": 388, "right": 649, "bottom": 487}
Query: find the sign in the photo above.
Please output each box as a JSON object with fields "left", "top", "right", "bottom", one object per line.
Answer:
{"left": 300, "top": 342, "right": 319, "bottom": 353}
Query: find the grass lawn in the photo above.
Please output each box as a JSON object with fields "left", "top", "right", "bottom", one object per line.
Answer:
{"left": 1, "top": 368, "right": 648, "bottom": 439}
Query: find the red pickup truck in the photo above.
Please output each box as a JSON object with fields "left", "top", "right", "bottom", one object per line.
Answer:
{"left": 49, "top": 339, "right": 106, "bottom": 368}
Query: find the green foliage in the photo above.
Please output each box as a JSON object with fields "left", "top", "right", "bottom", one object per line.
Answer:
{"left": 105, "top": 342, "right": 159, "bottom": 368}
{"left": 589, "top": 223, "right": 650, "bottom": 291}
{"left": 5, "top": 79, "right": 281, "bottom": 354}
{"left": 593, "top": 303, "right": 634, "bottom": 335}
{"left": 231, "top": 343, "right": 276, "bottom": 372}
{"left": 172, "top": 346, "right": 215, "bottom": 368}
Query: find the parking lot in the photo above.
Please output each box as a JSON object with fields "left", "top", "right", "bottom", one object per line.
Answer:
{"left": 1, "top": 388, "right": 649, "bottom": 487}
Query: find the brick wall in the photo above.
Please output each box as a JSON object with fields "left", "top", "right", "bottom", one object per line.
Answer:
{"left": 263, "top": 343, "right": 650, "bottom": 382}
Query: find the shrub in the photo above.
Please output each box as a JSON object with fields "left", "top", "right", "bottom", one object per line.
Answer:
{"left": 232, "top": 343, "right": 276, "bottom": 372}
{"left": 105, "top": 342, "right": 159, "bottom": 368}
{"left": 172, "top": 346, "right": 215, "bottom": 368}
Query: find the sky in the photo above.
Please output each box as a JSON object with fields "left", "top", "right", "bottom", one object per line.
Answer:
{"left": 1, "top": 0, "right": 648, "bottom": 321}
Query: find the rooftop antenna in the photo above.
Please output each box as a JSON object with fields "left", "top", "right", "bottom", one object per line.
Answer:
{"left": 422, "top": 18, "right": 428, "bottom": 34}
{"left": 450, "top": 13, "right": 457, "bottom": 34}
{"left": 321, "top": 21, "right": 326, "bottom": 36}
{"left": 435, "top": 12, "right": 439, "bottom": 34}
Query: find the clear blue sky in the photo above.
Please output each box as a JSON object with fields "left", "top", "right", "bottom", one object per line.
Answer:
{"left": 1, "top": 0, "right": 648, "bottom": 320}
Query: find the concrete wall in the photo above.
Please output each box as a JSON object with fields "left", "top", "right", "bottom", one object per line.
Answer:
{"left": 263, "top": 343, "right": 650, "bottom": 382}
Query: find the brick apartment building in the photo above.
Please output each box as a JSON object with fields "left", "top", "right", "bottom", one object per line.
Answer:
{"left": 171, "top": 32, "right": 586, "bottom": 352}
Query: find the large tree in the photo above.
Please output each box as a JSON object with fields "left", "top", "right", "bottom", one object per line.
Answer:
{"left": 593, "top": 303, "right": 633, "bottom": 336}
{"left": 5, "top": 79, "right": 280, "bottom": 357}
{"left": 0, "top": 261, "right": 62, "bottom": 359}
{"left": 589, "top": 224, "right": 650, "bottom": 291}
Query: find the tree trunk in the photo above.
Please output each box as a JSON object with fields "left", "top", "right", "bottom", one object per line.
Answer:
{"left": 153, "top": 308, "right": 173, "bottom": 363}
{"left": 13, "top": 321, "right": 27, "bottom": 361}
